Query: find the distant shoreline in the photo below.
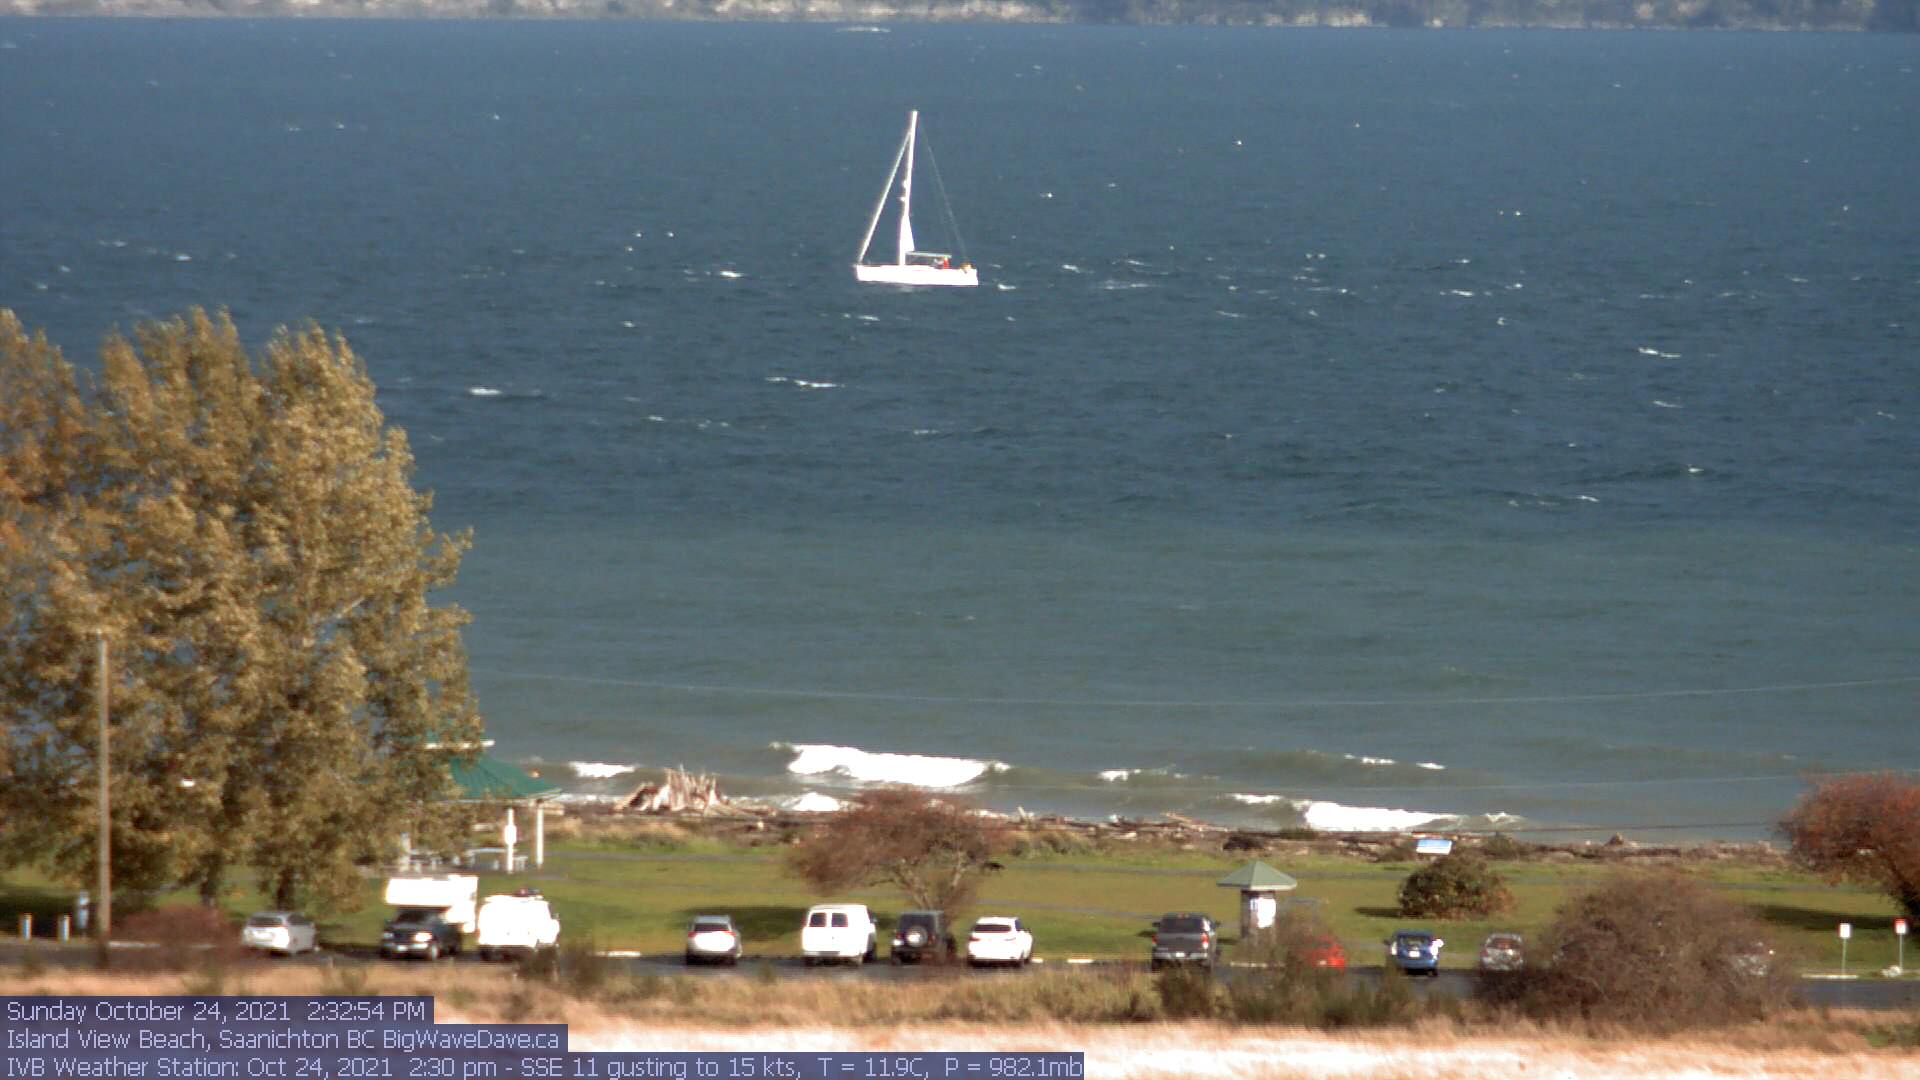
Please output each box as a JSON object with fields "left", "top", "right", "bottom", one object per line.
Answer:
{"left": 1, "top": 2, "right": 1914, "bottom": 33}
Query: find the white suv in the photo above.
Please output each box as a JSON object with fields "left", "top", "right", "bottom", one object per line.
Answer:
{"left": 800, "top": 903, "right": 877, "bottom": 965}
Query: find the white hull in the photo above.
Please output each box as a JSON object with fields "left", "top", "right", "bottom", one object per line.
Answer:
{"left": 854, "top": 263, "right": 979, "bottom": 288}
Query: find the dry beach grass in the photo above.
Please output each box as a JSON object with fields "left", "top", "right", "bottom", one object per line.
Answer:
{"left": 4, "top": 964, "right": 1915, "bottom": 1080}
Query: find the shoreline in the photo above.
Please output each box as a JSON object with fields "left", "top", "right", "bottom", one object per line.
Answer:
{"left": 0, "top": 5, "right": 1911, "bottom": 32}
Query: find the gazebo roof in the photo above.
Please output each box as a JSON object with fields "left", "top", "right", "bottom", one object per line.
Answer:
{"left": 450, "top": 754, "right": 562, "bottom": 801}
{"left": 1217, "top": 860, "right": 1299, "bottom": 891}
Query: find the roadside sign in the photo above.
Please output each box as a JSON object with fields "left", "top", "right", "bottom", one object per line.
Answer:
{"left": 1838, "top": 922, "right": 1852, "bottom": 939}
{"left": 1897, "top": 918, "right": 1909, "bottom": 936}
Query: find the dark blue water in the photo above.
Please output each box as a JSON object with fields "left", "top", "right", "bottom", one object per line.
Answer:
{"left": 4, "top": 20, "right": 1916, "bottom": 836}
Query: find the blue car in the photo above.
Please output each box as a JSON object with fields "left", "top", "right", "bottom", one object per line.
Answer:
{"left": 1386, "top": 930, "right": 1444, "bottom": 977}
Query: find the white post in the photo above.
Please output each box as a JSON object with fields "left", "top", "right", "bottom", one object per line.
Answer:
{"left": 19, "top": 914, "right": 30, "bottom": 939}
{"left": 1839, "top": 921, "right": 1852, "bottom": 976}
{"left": 503, "top": 807, "right": 518, "bottom": 875}
{"left": 534, "top": 802, "right": 546, "bottom": 870}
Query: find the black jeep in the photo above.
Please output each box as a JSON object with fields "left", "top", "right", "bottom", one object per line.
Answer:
{"left": 889, "top": 910, "right": 956, "bottom": 964}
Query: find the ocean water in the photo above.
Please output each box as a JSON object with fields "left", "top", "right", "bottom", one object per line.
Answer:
{"left": 4, "top": 20, "right": 1916, "bottom": 838}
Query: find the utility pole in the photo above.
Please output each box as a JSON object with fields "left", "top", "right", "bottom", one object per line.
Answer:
{"left": 95, "top": 632, "right": 111, "bottom": 970}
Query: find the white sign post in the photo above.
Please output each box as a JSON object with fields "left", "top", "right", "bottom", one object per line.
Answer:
{"left": 1896, "top": 917, "right": 1908, "bottom": 973}
{"left": 1838, "top": 921, "right": 1852, "bottom": 976}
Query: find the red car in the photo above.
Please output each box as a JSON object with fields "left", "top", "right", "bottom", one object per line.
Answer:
{"left": 1302, "top": 936, "right": 1348, "bottom": 970}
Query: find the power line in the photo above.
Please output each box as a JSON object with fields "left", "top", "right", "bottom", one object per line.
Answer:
{"left": 470, "top": 667, "right": 1920, "bottom": 710}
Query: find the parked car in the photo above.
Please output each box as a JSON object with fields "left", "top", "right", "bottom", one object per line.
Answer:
{"left": 476, "top": 891, "right": 561, "bottom": 960}
{"left": 685, "top": 915, "right": 743, "bottom": 965}
{"left": 381, "top": 908, "right": 462, "bottom": 961}
{"left": 1302, "top": 935, "right": 1347, "bottom": 970}
{"left": 1386, "top": 929, "right": 1443, "bottom": 977}
{"left": 1478, "top": 932, "right": 1524, "bottom": 973}
{"left": 890, "top": 910, "right": 956, "bottom": 964}
{"left": 801, "top": 903, "right": 877, "bottom": 966}
{"left": 241, "top": 911, "right": 318, "bottom": 956}
{"left": 965, "top": 916, "right": 1034, "bottom": 967}
{"left": 1150, "top": 912, "right": 1220, "bottom": 970}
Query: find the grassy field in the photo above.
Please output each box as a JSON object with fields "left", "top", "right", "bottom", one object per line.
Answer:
{"left": 2, "top": 822, "right": 1912, "bottom": 975}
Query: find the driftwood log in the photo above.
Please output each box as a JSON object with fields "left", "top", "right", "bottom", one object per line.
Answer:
{"left": 616, "top": 766, "right": 740, "bottom": 814}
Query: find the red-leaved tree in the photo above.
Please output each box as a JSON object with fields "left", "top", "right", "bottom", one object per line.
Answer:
{"left": 1779, "top": 773, "right": 1920, "bottom": 920}
{"left": 784, "top": 787, "right": 1004, "bottom": 913}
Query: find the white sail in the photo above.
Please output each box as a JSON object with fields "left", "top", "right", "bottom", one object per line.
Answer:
{"left": 896, "top": 112, "right": 917, "bottom": 265}
{"left": 853, "top": 110, "right": 978, "bottom": 288}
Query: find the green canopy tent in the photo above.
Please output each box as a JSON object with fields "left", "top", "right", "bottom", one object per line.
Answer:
{"left": 1218, "top": 860, "right": 1299, "bottom": 939}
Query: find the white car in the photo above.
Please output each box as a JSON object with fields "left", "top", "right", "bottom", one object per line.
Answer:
{"left": 800, "top": 903, "right": 877, "bottom": 965}
{"left": 241, "top": 911, "right": 318, "bottom": 956}
{"left": 965, "top": 916, "right": 1033, "bottom": 967}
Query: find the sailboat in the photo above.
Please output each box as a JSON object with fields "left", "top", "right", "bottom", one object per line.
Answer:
{"left": 854, "top": 111, "right": 979, "bottom": 287}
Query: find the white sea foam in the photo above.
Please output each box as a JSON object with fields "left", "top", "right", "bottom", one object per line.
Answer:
{"left": 469, "top": 387, "right": 502, "bottom": 397}
{"left": 716, "top": 269, "right": 744, "bottom": 279}
{"left": 765, "top": 376, "right": 840, "bottom": 390}
{"left": 1098, "top": 769, "right": 1132, "bottom": 782}
{"left": 570, "top": 761, "right": 637, "bottom": 780}
{"left": 1636, "top": 346, "right": 1682, "bottom": 359}
{"left": 784, "top": 792, "right": 844, "bottom": 813}
{"left": 1228, "top": 793, "right": 1288, "bottom": 806}
{"left": 1302, "top": 800, "right": 1450, "bottom": 832}
{"left": 1652, "top": 399, "right": 1683, "bottom": 409}
{"left": 1343, "top": 754, "right": 1395, "bottom": 766}
{"left": 1417, "top": 762, "right": 1445, "bottom": 771}
{"left": 783, "top": 743, "right": 1004, "bottom": 788}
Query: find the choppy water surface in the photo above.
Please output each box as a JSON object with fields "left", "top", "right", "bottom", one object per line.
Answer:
{"left": 4, "top": 20, "right": 1916, "bottom": 836}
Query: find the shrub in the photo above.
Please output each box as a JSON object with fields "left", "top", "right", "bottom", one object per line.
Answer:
{"left": 1153, "top": 966, "right": 1220, "bottom": 1019}
{"left": 117, "top": 905, "right": 246, "bottom": 971}
{"left": 1484, "top": 871, "right": 1796, "bottom": 1030}
{"left": 1477, "top": 833, "right": 1532, "bottom": 861}
{"left": 1397, "top": 852, "right": 1515, "bottom": 919}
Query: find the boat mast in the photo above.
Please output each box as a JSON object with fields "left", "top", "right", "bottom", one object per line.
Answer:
{"left": 895, "top": 110, "right": 918, "bottom": 266}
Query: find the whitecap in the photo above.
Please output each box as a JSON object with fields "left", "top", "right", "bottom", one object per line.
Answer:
{"left": 1636, "top": 346, "right": 1682, "bottom": 359}
{"left": 1416, "top": 762, "right": 1445, "bottom": 771}
{"left": 784, "top": 743, "right": 1002, "bottom": 789}
{"left": 994, "top": 282, "right": 1017, "bottom": 292}
{"left": 1098, "top": 769, "right": 1132, "bottom": 783}
{"left": 468, "top": 387, "right": 503, "bottom": 397}
{"left": 1302, "top": 800, "right": 1450, "bottom": 832}
{"left": 784, "top": 792, "right": 845, "bottom": 813}
{"left": 570, "top": 761, "right": 637, "bottom": 780}
{"left": 173, "top": 253, "right": 192, "bottom": 262}
{"left": 1652, "top": 400, "right": 1683, "bottom": 409}
{"left": 1228, "top": 793, "right": 1288, "bottom": 806}
{"left": 1060, "top": 263, "right": 1083, "bottom": 273}
{"left": 1343, "top": 754, "right": 1397, "bottom": 766}
{"left": 716, "top": 270, "right": 744, "bottom": 280}
{"left": 1446, "top": 289, "right": 1476, "bottom": 298}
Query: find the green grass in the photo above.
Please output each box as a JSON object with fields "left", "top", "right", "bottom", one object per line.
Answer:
{"left": 4, "top": 841, "right": 1912, "bottom": 974}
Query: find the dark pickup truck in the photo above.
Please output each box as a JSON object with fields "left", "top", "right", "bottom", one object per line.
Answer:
{"left": 1150, "top": 912, "right": 1220, "bottom": 970}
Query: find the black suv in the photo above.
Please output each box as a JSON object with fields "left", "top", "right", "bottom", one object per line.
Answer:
{"left": 1150, "top": 912, "right": 1220, "bottom": 970}
{"left": 380, "top": 908, "right": 461, "bottom": 961}
{"left": 889, "top": 910, "right": 956, "bottom": 964}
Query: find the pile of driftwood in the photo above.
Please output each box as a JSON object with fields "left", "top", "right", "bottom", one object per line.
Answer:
{"left": 615, "top": 766, "right": 750, "bottom": 815}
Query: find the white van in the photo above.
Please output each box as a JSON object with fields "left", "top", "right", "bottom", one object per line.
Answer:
{"left": 800, "top": 903, "right": 876, "bottom": 965}
{"left": 383, "top": 874, "right": 479, "bottom": 933}
{"left": 476, "top": 892, "right": 561, "bottom": 960}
